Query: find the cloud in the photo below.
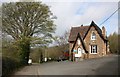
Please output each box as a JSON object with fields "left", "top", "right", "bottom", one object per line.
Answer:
{"left": 43, "top": 2, "right": 83, "bottom": 36}
{"left": 71, "top": 2, "right": 118, "bottom": 25}
{"left": 1, "top": 0, "right": 19, "bottom": 2}
{"left": 103, "top": 13, "right": 118, "bottom": 35}
{"left": 1, "top": 0, "right": 118, "bottom": 36}
{"left": 41, "top": 0, "right": 119, "bottom": 2}
{"left": 43, "top": 2, "right": 118, "bottom": 36}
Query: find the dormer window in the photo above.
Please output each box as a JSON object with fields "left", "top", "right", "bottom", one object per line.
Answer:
{"left": 91, "top": 32, "right": 96, "bottom": 40}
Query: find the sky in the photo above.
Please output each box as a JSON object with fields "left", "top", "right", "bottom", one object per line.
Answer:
{"left": 1, "top": 0, "right": 119, "bottom": 36}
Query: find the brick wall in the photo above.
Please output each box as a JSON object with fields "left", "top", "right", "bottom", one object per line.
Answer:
{"left": 69, "top": 42, "right": 73, "bottom": 60}
{"left": 69, "top": 26, "right": 107, "bottom": 60}
{"left": 84, "top": 26, "right": 106, "bottom": 58}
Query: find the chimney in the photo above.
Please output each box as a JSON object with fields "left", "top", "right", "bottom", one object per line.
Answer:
{"left": 102, "top": 26, "right": 106, "bottom": 38}
{"left": 81, "top": 24, "right": 83, "bottom": 27}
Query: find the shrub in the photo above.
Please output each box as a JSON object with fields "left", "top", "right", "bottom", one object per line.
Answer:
{"left": 2, "top": 57, "right": 23, "bottom": 77}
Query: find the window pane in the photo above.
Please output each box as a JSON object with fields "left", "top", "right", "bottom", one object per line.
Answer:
{"left": 91, "top": 45, "right": 97, "bottom": 53}
{"left": 91, "top": 32, "right": 96, "bottom": 40}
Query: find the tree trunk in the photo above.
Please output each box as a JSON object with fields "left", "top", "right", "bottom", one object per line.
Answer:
{"left": 18, "top": 38, "right": 30, "bottom": 65}
{"left": 40, "top": 51, "right": 43, "bottom": 63}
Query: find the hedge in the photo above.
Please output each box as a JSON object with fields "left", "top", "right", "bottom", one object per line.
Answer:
{"left": 2, "top": 57, "right": 23, "bottom": 77}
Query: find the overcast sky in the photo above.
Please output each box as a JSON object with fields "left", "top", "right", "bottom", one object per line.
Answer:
{"left": 1, "top": 0, "right": 119, "bottom": 36}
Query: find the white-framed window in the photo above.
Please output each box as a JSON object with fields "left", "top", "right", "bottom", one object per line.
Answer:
{"left": 77, "top": 39, "right": 81, "bottom": 45}
{"left": 91, "top": 32, "right": 96, "bottom": 40}
{"left": 91, "top": 45, "right": 97, "bottom": 54}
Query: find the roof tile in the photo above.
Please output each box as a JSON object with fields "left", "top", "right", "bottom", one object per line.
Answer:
{"left": 68, "top": 26, "right": 89, "bottom": 42}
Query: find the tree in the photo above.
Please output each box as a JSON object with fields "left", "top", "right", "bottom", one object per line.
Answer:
{"left": 108, "top": 32, "right": 118, "bottom": 54}
{"left": 54, "top": 31, "right": 69, "bottom": 57}
{"left": 55, "top": 31, "right": 69, "bottom": 46}
{"left": 30, "top": 47, "right": 44, "bottom": 63}
{"left": 2, "top": 2, "right": 56, "bottom": 64}
{"left": 0, "top": 6, "right": 2, "bottom": 53}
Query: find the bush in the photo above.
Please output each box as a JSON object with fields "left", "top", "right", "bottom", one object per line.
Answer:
{"left": 2, "top": 57, "right": 23, "bottom": 77}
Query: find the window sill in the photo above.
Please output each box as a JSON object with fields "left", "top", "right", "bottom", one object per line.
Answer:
{"left": 91, "top": 39, "right": 96, "bottom": 41}
{"left": 90, "top": 53, "right": 97, "bottom": 54}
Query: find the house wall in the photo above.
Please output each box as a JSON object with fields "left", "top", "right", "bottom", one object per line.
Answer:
{"left": 69, "top": 39, "right": 88, "bottom": 61}
{"left": 73, "top": 40, "right": 85, "bottom": 59}
{"left": 84, "top": 26, "right": 106, "bottom": 58}
{"left": 69, "top": 26, "right": 108, "bottom": 60}
{"left": 69, "top": 42, "right": 74, "bottom": 60}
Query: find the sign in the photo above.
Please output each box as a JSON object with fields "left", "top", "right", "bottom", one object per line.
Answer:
{"left": 28, "top": 59, "right": 32, "bottom": 64}
{"left": 73, "top": 49, "right": 77, "bottom": 52}
{"left": 44, "top": 58, "right": 47, "bottom": 62}
{"left": 75, "top": 54, "right": 80, "bottom": 57}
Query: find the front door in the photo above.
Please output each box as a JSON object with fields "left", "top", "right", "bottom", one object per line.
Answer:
{"left": 77, "top": 47, "right": 82, "bottom": 57}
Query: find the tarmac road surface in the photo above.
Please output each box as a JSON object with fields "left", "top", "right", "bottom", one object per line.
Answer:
{"left": 13, "top": 54, "right": 119, "bottom": 75}
{"left": 0, "top": 53, "right": 2, "bottom": 77}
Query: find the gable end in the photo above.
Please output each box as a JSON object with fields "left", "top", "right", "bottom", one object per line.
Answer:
{"left": 71, "top": 33, "right": 88, "bottom": 53}
{"left": 83, "top": 21, "right": 107, "bottom": 42}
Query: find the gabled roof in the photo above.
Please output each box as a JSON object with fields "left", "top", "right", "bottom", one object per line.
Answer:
{"left": 83, "top": 21, "right": 107, "bottom": 41}
{"left": 68, "top": 25, "right": 89, "bottom": 42}
{"left": 71, "top": 33, "right": 88, "bottom": 53}
{"left": 68, "top": 21, "right": 107, "bottom": 42}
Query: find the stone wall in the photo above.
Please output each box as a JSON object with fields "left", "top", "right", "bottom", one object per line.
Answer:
{"left": 84, "top": 26, "right": 107, "bottom": 58}
{"left": 69, "top": 26, "right": 107, "bottom": 60}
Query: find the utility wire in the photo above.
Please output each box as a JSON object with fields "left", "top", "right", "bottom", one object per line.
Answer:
{"left": 99, "top": 7, "right": 120, "bottom": 26}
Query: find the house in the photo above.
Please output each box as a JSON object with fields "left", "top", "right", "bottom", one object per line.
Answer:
{"left": 68, "top": 21, "right": 110, "bottom": 61}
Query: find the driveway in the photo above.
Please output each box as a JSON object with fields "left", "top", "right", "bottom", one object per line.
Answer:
{"left": 13, "top": 54, "right": 119, "bottom": 75}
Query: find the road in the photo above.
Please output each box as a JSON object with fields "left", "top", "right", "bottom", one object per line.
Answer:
{"left": 0, "top": 53, "right": 2, "bottom": 77}
{"left": 13, "top": 55, "right": 119, "bottom": 75}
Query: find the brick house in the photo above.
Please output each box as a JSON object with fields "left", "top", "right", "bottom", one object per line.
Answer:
{"left": 68, "top": 21, "right": 109, "bottom": 61}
